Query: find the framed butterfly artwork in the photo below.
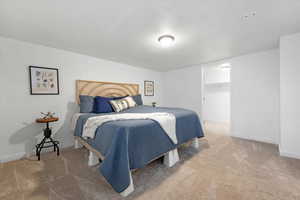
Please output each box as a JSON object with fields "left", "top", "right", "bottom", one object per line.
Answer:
{"left": 29, "top": 66, "right": 60, "bottom": 95}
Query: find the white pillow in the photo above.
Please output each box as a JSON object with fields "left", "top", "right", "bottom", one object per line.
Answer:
{"left": 110, "top": 96, "right": 137, "bottom": 112}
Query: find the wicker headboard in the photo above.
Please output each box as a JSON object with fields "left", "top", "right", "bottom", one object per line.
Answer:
{"left": 76, "top": 80, "right": 139, "bottom": 103}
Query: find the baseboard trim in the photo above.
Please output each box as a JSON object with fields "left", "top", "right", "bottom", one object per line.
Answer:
{"left": 279, "top": 146, "right": 300, "bottom": 160}
{"left": 280, "top": 151, "right": 300, "bottom": 159}
{"left": 0, "top": 142, "right": 74, "bottom": 163}
{"left": 0, "top": 152, "right": 26, "bottom": 163}
{"left": 231, "top": 133, "right": 277, "bottom": 145}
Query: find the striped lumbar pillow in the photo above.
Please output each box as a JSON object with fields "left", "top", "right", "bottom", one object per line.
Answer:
{"left": 110, "top": 96, "right": 137, "bottom": 112}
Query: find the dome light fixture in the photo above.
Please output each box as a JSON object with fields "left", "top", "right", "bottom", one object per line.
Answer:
{"left": 158, "top": 34, "right": 175, "bottom": 47}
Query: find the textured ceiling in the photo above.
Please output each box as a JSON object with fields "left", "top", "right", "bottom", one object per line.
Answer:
{"left": 1, "top": 0, "right": 300, "bottom": 71}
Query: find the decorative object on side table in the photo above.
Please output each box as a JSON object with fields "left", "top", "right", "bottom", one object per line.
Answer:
{"left": 144, "top": 80, "right": 154, "bottom": 96}
{"left": 35, "top": 114, "right": 60, "bottom": 160}
{"left": 41, "top": 112, "right": 56, "bottom": 119}
{"left": 29, "top": 66, "right": 60, "bottom": 95}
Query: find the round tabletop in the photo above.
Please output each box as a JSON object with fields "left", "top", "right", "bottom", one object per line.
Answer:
{"left": 36, "top": 117, "right": 59, "bottom": 123}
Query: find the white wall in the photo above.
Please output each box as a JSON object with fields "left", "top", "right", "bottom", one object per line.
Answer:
{"left": 203, "top": 66, "right": 230, "bottom": 84}
{"left": 164, "top": 49, "right": 280, "bottom": 144}
{"left": 202, "top": 66, "right": 230, "bottom": 122}
{"left": 230, "top": 49, "right": 280, "bottom": 144}
{"left": 0, "top": 36, "right": 163, "bottom": 162}
{"left": 163, "top": 66, "right": 203, "bottom": 117}
{"left": 280, "top": 32, "right": 300, "bottom": 159}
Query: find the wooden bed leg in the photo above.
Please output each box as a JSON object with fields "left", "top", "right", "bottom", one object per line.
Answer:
{"left": 191, "top": 138, "right": 199, "bottom": 149}
{"left": 164, "top": 149, "right": 179, "bottom": 167}
{"left": 88, "top": 151, "right": 100, "bottom": 166}
{"left": 74, "top": 138, "right": 83, "bottom": 149}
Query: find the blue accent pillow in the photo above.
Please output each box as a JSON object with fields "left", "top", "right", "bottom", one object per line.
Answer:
{"left": 93, "top": 96, "right": 115, "bottom": 113}
{"left": 79, "top": 95, "right": 94, "bottom": 113}
{"left": 132, "top": 94, "right": 143, "bottom": 105}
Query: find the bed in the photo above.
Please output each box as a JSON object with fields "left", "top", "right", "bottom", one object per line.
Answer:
{"left": 72, "top": 80, "right": 204, "bottom": 196}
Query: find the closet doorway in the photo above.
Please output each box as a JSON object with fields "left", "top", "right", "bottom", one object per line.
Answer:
{"left": 201, "top": 63, "right": 231, "bottom": 135}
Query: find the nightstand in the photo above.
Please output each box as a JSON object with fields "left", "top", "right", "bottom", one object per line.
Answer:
{"left": 35, "top": 117, "right": 60, "bottom": 160}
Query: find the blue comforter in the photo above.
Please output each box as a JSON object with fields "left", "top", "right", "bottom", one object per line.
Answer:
{"left": 74, "top": 106, "right": 204, "bottom": 193}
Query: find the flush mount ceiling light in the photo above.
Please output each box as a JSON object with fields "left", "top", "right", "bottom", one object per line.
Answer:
{"left": 158, "top": 35, "right": 175, "bottom": 47}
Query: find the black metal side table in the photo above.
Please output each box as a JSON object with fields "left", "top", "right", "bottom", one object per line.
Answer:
{"left": 35, "top": 117, "right": 60, "bottom": 160}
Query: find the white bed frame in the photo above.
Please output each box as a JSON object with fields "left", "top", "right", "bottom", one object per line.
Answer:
{"left": 74, "top": 135, "right": 199, "bottom": 168}
{"left": 74, "top": 80, "right": 200, "bottom": 196}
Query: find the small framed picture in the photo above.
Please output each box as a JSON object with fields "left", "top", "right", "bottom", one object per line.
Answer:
{"left": 144, "top": 80, "right": 154, "bottom": 96}
{"left": 29, "top": 66, "right": 60, "bottom": 95}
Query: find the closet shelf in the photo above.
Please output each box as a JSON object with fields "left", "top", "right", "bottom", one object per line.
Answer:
{"left": 204, "top": 81, "right": 230, "bottom": 86}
